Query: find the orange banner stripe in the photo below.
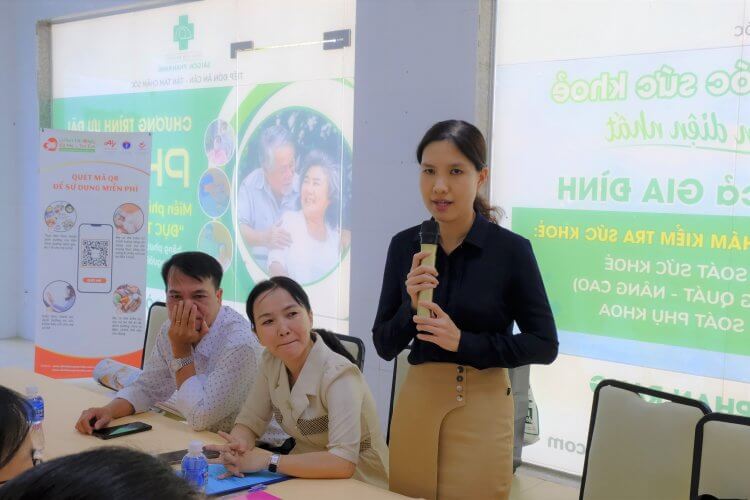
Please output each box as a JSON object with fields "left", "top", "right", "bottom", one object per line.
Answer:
{"left": 34, "top": 346, "right": 142, "bottom": 379}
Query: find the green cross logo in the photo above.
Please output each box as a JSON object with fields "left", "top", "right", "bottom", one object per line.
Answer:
{"left": 173, "top": 15, "right": 194, "bottom": 50}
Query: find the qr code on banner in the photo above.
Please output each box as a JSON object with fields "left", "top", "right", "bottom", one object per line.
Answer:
{"left": 80, "top": 239, "right": 110, "bottom": 267}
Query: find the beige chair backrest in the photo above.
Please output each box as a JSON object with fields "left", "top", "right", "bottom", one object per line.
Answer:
{"left": 692, "top": 413, "right": 750, "bottom": 499}
{"left": 142, "top": 302, "right": 168, "bottom": 368}
{"left": 581, "top": 380, "right": 710, "bottom": 500}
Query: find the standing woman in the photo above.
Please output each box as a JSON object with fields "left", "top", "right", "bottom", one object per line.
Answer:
{"left": 373, "top": 120, "right": 558, "bottom": 500}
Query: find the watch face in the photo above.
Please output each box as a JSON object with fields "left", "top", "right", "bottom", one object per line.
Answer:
{"left": 268, "top": 454, "right": 279, "bottom": 472}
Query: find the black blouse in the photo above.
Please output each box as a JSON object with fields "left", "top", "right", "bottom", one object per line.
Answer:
{"left": 372, "top": 214, "right": 558, "bottom": 369}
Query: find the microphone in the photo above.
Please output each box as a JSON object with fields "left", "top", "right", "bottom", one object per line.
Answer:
{"left": 417, "top": 220, "right": 439, "bottom": 318}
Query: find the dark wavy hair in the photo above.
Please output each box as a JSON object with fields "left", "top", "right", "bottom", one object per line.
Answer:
{"left": 0, "top": 447, "right": 201, "bottom": 500}
{"left": 246, "top": 276, "right": 357, "bottom": 367}
{"left": 416, "top": 119, "right": 502, "bottom": 223}
{"left": 0, "top": 386, "right": 32, "bottom": 474}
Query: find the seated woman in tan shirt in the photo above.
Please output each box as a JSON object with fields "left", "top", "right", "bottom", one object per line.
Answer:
{"left": 207, "top": 276, "right": 388, "bottom": 489}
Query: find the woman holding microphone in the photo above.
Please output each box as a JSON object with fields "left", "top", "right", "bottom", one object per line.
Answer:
{"left": 373, "top": 120, "right": 558, "bottom": 500}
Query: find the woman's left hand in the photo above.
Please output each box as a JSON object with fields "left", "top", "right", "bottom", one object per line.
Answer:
{"left": 207, "top": 431, "right": 248, "bottom": 478}
{"left": 413, "top": 301, "right": 461, "bottom": 352}
{"left": 239, "top": 448, "right": 273, "bottom": 474}
{"left": 210, "top": 446, "right": 272, "bottom": 479}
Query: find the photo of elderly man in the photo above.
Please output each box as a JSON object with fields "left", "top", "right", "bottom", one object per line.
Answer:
{"left": 237, "top": 125, "right": 299, "bottom": 271}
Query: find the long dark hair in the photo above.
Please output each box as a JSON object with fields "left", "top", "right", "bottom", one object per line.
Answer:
{"left": 416, "top": 119, "right": 502, "bottom": 224}
{"left": 0, "top": 447, "right": 201, "bottom": 500}
{"left": 246, "top": 276, "right": 358, "bottom": 367}
{"left": 0, "top": 386, "right": 32, "bottom": 472}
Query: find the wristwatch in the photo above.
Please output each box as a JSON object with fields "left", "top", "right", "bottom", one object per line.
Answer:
{"left": 268, "top": 453, "right": 280, "bottom": 473}
{"left": 170, "top": 355, "right": 194, "bottom": 373}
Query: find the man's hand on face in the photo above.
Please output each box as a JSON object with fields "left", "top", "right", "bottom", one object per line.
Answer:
{"left": 168, "top": 301, "right": 208, "bottom": 357}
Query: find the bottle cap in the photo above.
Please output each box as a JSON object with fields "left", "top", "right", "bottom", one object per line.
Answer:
{"left": 188, "top": 440, "right": 203, "bottom": 456}
{"left": 25, "top": 386, "right": 39, "bottom": 398}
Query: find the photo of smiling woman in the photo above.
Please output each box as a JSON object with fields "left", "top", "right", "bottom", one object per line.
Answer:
{"left": 267, "top": 150, "right": 349, "bottom": 284}
{"left": 372, "top": 120, "right": 558, "bottom": 500}
{"left": 207, "top": 277, "right": 388, "bottom": 489}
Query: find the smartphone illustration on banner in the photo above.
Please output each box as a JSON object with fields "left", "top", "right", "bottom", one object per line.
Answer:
{"left": 77, "top": 223, "right": 113, "bottom": 293}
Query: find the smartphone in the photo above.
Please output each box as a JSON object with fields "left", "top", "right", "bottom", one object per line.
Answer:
{"left": 157, "top": 448, "right": 220, "bottom": 465}
{"left": 92, "top": 421, "right": 152, "bottom": 440}
{"left": 77, "top": 223, "right": 113, "bottom": 293}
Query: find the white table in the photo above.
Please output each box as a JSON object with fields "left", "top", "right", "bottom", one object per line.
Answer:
{"left": 0, "top": 367, "right": 411, "bottom": 499}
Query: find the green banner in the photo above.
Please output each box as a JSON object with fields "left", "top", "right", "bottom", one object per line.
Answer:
{"left": 53, "top": 81, "right": 353, "bottom": 312}
{"left": 514, "top": 207, "right": 750, "bottom": 355}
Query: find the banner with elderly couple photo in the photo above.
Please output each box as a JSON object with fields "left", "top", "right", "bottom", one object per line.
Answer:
{"left": 50, "top": 0, "right": 355, "bottom": 341}
{"left": 53, "top": 81, "right": 353, "bottom": 335}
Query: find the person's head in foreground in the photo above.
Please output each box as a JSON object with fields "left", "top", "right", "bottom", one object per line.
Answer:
{"left": 161, "top": 251, "right": 224, "bottom": 339}
{"left": 0, "top": 447, "right": 203, "bottom": 499}
{"left": 0, "top": 386, "right": 35, "bottom": 486}
{"left": 245, "top": 276, "right": 356, "bottom": 366}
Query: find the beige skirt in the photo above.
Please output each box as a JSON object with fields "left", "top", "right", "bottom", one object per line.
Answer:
{"left": 389, "top": 362, "right": 514, "bottom": 500}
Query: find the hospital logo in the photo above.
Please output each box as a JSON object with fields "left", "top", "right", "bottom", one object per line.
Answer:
{"left": 104, "top": 139, "right": 117, "bottom": 150}
{"left": 122, "top": 141, "right": 131, "bottom": 150}
{"left": 138, "top": 141, "right": 147, "bottom": 150}
{"left": 46, "top": 137, "right": 95, "bottom": 153}
{"left": 173, "top": 15, "right": 194, "bottom": 51}
{"left": 43, "top": 137, "right": 59, "bottom": 151}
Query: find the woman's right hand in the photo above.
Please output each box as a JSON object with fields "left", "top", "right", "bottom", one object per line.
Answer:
{"left": 405, "top": 251, "right": 439, "bottom": 311}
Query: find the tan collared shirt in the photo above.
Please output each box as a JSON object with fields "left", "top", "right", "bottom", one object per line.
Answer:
{"left": 235, "top": 337, "right": 389, "bottom": 489}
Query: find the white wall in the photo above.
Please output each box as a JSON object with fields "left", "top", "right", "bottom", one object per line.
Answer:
{"left": 350, "top": 0, "right": 482, "bottom": 430}
{"left": 0, "top": 1, "right": 20, "bottom": 338}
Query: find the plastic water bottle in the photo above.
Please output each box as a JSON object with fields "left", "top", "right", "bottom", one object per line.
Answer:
{"left": 181, "top": 440, "right": 208, "bottom": 492}
{"left": 25, "top": 386, "right": 45, "bottom": 462}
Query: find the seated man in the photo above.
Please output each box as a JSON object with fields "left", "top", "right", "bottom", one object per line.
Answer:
{"left": 75, "top": 251, "right": 286, "bottom": 444}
